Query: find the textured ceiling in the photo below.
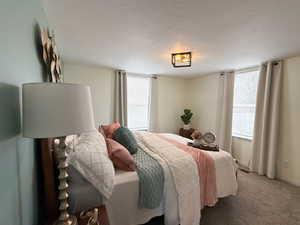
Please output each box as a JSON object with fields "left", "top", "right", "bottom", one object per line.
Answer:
{"left": 42, "top": 0, "right": 300, "bottom": 77}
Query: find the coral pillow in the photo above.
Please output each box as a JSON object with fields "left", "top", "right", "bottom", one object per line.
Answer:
{"left": 101, "top": 121, "right": 121, "bottom": 138}
{"left": 106, "top": 138, "right": 136, "bottom": 171}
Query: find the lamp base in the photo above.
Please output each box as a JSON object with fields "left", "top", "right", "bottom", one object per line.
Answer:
{"left": 53, "top": 215, "right": 78, "bottom": 225}
{"left": 53, "top": 137, "right": 78, "bottom": 225}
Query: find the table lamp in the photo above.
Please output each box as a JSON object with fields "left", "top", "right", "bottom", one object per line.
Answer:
{"left": 22, "top": 83, "right": 95, "bottom": 225}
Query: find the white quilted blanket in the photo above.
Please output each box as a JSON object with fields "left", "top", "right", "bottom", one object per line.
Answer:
{"left": 68, "top": 131, "right": 115, "bottom": 200}
{"left": 135, "top": 132, "right": 201, "bottom": 225}
{"left": 135, "top": 134, "right": 179, "bottom": 225}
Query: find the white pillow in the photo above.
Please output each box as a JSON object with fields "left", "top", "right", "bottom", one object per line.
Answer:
{"left": 65, "top": 134, "right": 79, "bottom": 150}
{"left": 68, "top": 130, "right": 115, "bottom": 200}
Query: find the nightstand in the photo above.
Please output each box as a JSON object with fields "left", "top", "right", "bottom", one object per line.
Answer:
{"left": 179, "top": 128, "right": 195, "bottom": 140}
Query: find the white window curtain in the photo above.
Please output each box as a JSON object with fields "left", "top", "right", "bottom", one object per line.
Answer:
{"left": 149, "top": 75, "right": 158, "bottom": 132}
{"left": 216, "top": 71, "right": 235, "bottom": 153}
{"left": 251, "top": 61, "right": 282, "bottom": 179}
{"left": 114, "top": 70, "right": 128, "bottom": 127}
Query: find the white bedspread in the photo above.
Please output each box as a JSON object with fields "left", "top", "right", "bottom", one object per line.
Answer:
{"left": 106, "top": 133, "right": 238, "bottom": 225}
{"left": 136, "top": 132, "right": 201, "bottom": 225}
{"left": 161, "top": 133, "right": 238, "bottom": 198}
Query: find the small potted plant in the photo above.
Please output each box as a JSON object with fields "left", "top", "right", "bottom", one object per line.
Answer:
{"left": 180, "top": 109, "right": 193, "bottom": 130}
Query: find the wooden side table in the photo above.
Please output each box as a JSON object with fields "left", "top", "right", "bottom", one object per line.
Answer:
{"left": 179, "top": 128, "right": 195, "bottom": 140}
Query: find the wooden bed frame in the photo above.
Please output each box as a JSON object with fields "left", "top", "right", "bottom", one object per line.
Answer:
{"left": 39, "top": 139, "right": 108, "bottom": 225}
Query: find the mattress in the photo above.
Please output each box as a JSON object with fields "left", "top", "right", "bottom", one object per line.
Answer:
{"left": 68, "top": 165, "right": 164, "bottom": 223}
{"left": 106, "top": 170, "right": 164, "bottom": 225}
{"left": 68, "top": 133, "right": 238, "bottom": 225}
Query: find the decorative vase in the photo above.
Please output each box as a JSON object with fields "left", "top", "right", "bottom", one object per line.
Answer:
{"left": 183, "top": 124, "right": 190, "bottom": 130}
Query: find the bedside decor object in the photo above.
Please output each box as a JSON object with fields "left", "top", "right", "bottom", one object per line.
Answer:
{"left": 171, "top": 52, "right": 192, "bottom": 67}
{"left": 180, "top": 109, "right": 193, "bottom": 130}
{"left": 22, "top": 83, "right": 95, "bottom": 225}
{"left": 202, "top": 132, "right": 216, "bottom": 144}
{"left": 41, "top": 28, "right": 63, "bottom": 83}
{"left": 79, "top": 208, "right": 99, "bottom": 225}
{"left": 191, "top": 130, "right": 202, "bottom": 139}
{"left": 189, "top": 131, "right": 219, "bottom": 151}
{"left": 191, "top": 130, "right": 203, "bottom": 146}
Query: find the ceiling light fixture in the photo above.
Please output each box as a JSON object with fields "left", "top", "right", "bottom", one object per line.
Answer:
{"left": 171, "top": 52, "right": 192, "bottom": 68}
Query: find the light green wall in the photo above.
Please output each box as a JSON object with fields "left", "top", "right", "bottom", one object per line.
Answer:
{"left": 0, "top": 0, "right": 48, "bottom": 225}
{"left": 64, "top": 63, "right": 115, "bottom": 127}
{"left": 185, "top": 73, "right": 220, "bottom": 134}
{"left": 156, "top": 76, "right": 188, "bottom": 133}
{"left": 186, "top": 58, "right": 300, "bottom": 186}
{"left": 64, "top": 63, "right": 189, "bottom": 133}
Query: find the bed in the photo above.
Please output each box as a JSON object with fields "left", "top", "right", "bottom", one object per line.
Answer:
{"left": 40, "top": 132, "right": 238, "bottom": 225}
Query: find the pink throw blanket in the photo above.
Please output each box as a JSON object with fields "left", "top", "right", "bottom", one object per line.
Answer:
{"left": 158, "top": 135, "right": 218, "bottom": 208}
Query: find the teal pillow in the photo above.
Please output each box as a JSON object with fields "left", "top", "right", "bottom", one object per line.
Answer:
{"left": 112, "top": 127, "right": 139, "bottom": 154}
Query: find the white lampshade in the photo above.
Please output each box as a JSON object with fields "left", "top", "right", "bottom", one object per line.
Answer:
{"left": 22, "top": 83, "right": 95, "bottom": 138}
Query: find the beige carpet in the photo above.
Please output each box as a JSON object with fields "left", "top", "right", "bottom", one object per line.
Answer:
{"left": 144, "top": 171, "right": 300, "bottom": 225}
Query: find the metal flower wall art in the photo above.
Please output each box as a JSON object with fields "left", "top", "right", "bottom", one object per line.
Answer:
{"left": 41, "top": 28, "right": 63, "bottom": 83}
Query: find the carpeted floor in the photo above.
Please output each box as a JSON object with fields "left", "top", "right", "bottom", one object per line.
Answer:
{"left": 144, "top": 171, "right": 300, "bottom": 225}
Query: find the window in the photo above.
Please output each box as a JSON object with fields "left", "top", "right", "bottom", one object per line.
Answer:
{"left": 127, "top": 75, "right": 151, "bottom": 130}
{"left": 232, "top": 69, "right": 259, "bottom": 139}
